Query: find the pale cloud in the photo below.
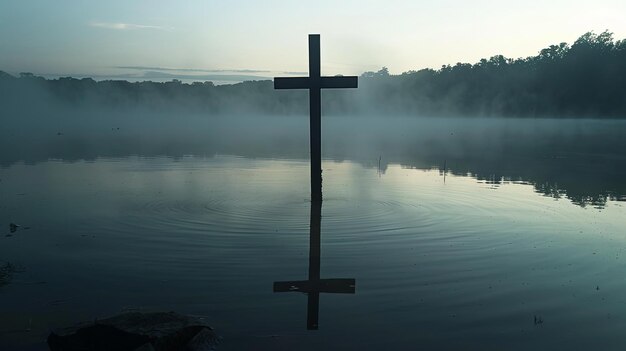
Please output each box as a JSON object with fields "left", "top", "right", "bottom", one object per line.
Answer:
{"left": 89, "top": 21, "right": 171, "bottom": 31}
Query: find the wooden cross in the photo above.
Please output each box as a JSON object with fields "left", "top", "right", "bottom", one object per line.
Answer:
{"left": 274, "top": 34, "right": 358, "bottom": 202}
{"left": 273, "top": 200, "right": 356, "bottom": 330}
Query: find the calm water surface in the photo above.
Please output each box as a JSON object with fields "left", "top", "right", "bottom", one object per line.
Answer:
{"left": 1, "top": 154, "right": 625, "bottom": 350}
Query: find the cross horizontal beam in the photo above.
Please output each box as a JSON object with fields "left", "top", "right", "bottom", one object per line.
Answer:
{"left": 273, "top": 278, "right": 356, "bottom": 294}
{"left": 274, "top": 76, "right": 358, "bottom": 90}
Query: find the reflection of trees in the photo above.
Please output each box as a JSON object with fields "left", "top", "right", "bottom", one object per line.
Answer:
{"left": 535, "top": 182, "right": 613, "bottom": 208}
{"left": 420, "top": 151, "right": 625, "bottom": 209}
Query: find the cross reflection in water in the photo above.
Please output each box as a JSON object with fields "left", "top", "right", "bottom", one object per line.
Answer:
{"left": 273, "top": 199, "right": 356, "bottom": 330}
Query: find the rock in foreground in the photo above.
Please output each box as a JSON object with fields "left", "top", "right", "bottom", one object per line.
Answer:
{"left": 48, "top": 311, "right": 218, "bottom": 351}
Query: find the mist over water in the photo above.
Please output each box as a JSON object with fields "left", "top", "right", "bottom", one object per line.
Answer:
{"left": 2, "top": 106, "right": 625, "bottom": 206}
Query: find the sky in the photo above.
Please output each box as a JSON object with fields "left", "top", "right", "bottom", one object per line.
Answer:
{"left": 1, "top": 0, "right": 625, "bottom": 81}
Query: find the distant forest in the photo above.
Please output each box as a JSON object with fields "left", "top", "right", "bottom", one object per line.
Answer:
{"left": 1, "top": 31, "right": 625, "bottom": 117}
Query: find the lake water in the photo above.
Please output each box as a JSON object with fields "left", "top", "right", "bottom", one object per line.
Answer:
{"left": 1, "top": 115, "right": 626, "bottom": 350}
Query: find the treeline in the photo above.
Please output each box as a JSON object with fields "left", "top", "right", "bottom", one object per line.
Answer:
{"left": 1, "top": 31, "right": 625, "bottom": 117}
{"left": 362, "top": 31, "right": 626, "bottom": 117}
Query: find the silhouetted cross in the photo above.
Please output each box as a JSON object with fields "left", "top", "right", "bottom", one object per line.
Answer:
{"left": 273, "top": 200, "right": 355, "bottom": 330}
{"left": 274, "top": 34, "right": 358, "bottom": 202}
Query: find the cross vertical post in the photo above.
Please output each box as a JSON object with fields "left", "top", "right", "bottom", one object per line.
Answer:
{"left": 309, "top": 35, "right": 322, "bottom": 202}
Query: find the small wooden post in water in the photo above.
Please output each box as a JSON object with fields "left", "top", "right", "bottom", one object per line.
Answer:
{"left": 274, "top": 34, "right": 358, "bottom": 202}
